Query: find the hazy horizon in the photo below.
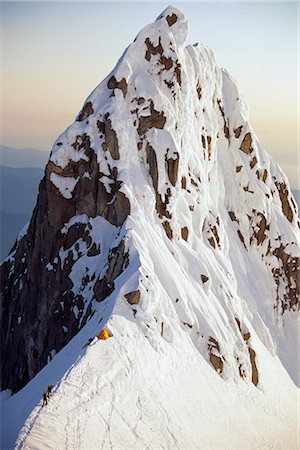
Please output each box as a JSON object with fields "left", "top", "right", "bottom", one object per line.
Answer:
{"left": 1, "top": 2, "right": 298, "bottom": 187}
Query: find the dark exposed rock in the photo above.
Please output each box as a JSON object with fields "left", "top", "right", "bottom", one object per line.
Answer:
{"left": 236, "top": 165, "right": 242, "bottom": 173}
{"left": 101, "top": 117, "right": 120, "bottom": 160}
{"left": 97, "top": 120, "right": 105, "bottom": 134}
{"left": 201, "top": 274, "right": 209, "bottom": 283}
{"left": 196, "top": 81, "right": 202, "bottom": 100}
{"left": 243, "top": 332, "right": 259, "bottom": 386}
{"left": 72, "top": 133, "right": 92, "bottom": 154}
{"left": 211, "top": 225, "right": 220, "bottom": 249}
{"left": 165, "top": 151, "right": 179, "bottom": 186}
{"left": 124, "top": 290, "right": 140, "bottom": 305}
{"left": 243, "top": 332, "right": 251, "bottom": 342}
{"left": 210, "top": 354, "right": 223, "bottom": 373}
{"left": 237, "top": 229, "right": 246, "bottom": 249}
{"left": 64, "top": 223, "right": 91, "bottom": 250}
{"left": 107, "top": 76, "right": 128, "bottom": 98}
{"left": 251, "top": 213, "right": 268, "bottom": 246}
{"left": 145, "top": 36, "right": 175, "bottom": 72}
{"left": 174, "top": 61, "right": 181, "bottom": 86}
{"left": 160, "top": 55, "right": 173, "bottom": 70}
{"left": 239, "top": 132, "right": 253, "bottom": 154}
{"left": 181, "top": 176, "right": 187, "bottom": 189}
{"left": 243, "top": 184, "right": 254, "bottom": 194}
{"left": 145, "top": 36, "right": 164, "bottom": 61}
{"left": 181, "top": 227, "right": 189, "bottom": 241}
{"left": 217, "top": 99, "right": 229, "bottom": 139}
{"left": 164, "top": 79, "right": 174, "bottom": 89}
{"left": 208, "top": 237, "right": 215, "bottom": 248}
{"left": 228, "top": 211, "right": 239, "bottom": 223}
{"left": 137, "top": 101, "right": 166, "bottom": 136}
{"left": 145, "top": 143, "right": 172, "bottom": 220}
{"left": 146, "top": 143, "right": 158, "bottom": 191}
{"left": 106, "top": 239, "right": 129, "bottom": 281}
{"left": 162, "top": 221, "right": 173, "bottom": 240}
{"left": 249, "top": 347, "right": 259, "bottom": 386}
{"left": 237, "top": 357, "right": 246, "bottom": 379}
{"left": 262, "top": 169, "right": 268, "bottom": 183}
{"left": 208, "top": 337, "right": 224, "bottom": 374}
{"left": 272, "top": 244, "right": 299, "bottom": 311}
{"left": 77, "top": 101, "right": 94, "bottom": 122}
{"left": 166, "top": 13, "right": 177, "bottom": 26}
{"left": 234, "top": 126, "right": 243, "bottom": 138}
{"left": 93, "top": 279, "right": 114, "bottom": 302}
{"left": 97, "top": 180, "right": 130, "bottom": 227}
{"left": 87, "top": 242, "right": 101, "bottom": 257}
{"left": 235, "top": 318, "right": 241, "bottom": 332}
{"left": 156, "top": 189, "right": 172, "bottom": 220}
{"left": 93, "top": 239, "right": 129, "bottom": 302}
{"left": 209, "top": 337, "right": 220, "bottom": 350}
{"left": 207, "top": 136, "right": 212, "bottom": 160}
{"left": 250, "top": 156, "right": 257, "bottom": 169}
{"left": 0, "top": 128, "right": 131, "bottom": 392}
{"left": 0, "top": 217, "right": 85, "bottom": 392}
{"left": 275, "top": 181, "right": 294, "bottom": 223}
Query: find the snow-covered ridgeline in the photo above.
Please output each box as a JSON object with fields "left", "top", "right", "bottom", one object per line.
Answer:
{"left": 0, "top": 5, "right": 299, "bottom": 449}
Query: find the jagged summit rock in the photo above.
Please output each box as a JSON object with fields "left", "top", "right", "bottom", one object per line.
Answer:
{"left": 0, "top": 6, "right": 299, "bottom": 449}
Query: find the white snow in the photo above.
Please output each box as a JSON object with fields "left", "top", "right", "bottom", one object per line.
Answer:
{"left": 2, "top": 303, "right": 298, "bottom": 450}
{"left": 1, "top": 5, "right": 299, "bottom": 450}
{"left": 50, "top": 172, "right": 79, "bottom": 199}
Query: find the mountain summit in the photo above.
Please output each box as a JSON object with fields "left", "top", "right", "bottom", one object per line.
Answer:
{"left": 1, "top": 6, "right": 299, "bottom": 449}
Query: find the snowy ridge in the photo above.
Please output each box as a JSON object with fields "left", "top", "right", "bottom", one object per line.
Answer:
{"left": 14, "top": 313, "right": 297, "bottom": 450}
{"left": 1, "top": 6, "right": 299, "bottom": 449}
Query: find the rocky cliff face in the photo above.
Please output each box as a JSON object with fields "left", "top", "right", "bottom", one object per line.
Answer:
{"left": 1, "top": 6, "right": 299, "bottom": 394}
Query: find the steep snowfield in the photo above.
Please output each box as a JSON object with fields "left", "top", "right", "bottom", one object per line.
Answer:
{"left": 1, "top": 6, "right": 299, "bottom": 449}
{"left": 14, "top": 314, "right": 298, "bottom": 450}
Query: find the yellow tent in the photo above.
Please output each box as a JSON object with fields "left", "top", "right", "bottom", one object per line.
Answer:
{"left": 97, "top": 329, "right": 110, "bottom": 340}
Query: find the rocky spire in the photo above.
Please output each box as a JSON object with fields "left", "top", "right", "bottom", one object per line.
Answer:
{"left": 1, "top": 6, "right": 299, "bottom": 394}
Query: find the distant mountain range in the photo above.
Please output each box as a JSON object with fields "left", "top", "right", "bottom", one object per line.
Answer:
{"left": 0, "top": 145, "right": 49, "bottom": 169}
{"left": 0, "top": 164, "right": 43, "bottom": 261}
{"left": 0, "top": 166, "right": 44, "bottom": 214}
{"left": 0, "top": 145, "right": 49, "bottom": 260}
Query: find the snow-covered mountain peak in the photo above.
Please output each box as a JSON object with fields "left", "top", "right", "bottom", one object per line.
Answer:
{"left": 155, "top": 5, "right": 189, "bottom": 47}
{"left": 1, "top": 6, "right": 299, "bottom": 449}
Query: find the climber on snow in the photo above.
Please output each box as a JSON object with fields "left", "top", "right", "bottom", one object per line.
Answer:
{"left": 47, "top": 385, "right": 54, "bottom": 398}
{"left": 42, "top": 392, "right": 48, "bottom": 407}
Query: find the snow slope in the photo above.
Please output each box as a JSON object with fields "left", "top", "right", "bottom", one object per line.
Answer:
{"left": 1, "top": 6, "right": 299, "bottom": 449}
{"left": 14, "top": 313, "right": 298, "bottom": 450}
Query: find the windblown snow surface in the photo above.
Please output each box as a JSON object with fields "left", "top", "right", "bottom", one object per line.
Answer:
{"left": 1, "top": 6, "right": 299, "bottom": 450}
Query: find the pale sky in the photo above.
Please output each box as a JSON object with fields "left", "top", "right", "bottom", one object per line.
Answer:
{"left": 0, "top": 1, "right": 299, "bottom": 187}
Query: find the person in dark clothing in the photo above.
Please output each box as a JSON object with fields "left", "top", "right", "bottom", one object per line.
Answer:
{"left": 42, "top": 392, "right": 48, "bottom": 406}
{"left": 47, "top": 385, "right": 54, "bottom": 398}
